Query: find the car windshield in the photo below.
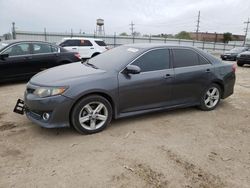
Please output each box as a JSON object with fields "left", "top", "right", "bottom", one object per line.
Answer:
{"left": 88, "top": 45, "right": 144, "bottom": 71}
{"left": 229, "top": 47, "right": 246, "bottom": 53}
{"left": 0, "top": 42, "right": 9, "bottom": 50}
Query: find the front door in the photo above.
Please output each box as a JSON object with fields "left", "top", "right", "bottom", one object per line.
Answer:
{"left": 118, "top": 48, "right": 174, "bottom": 113}
{"left": 0, "top": 43, "right": 33, "bottom": 80}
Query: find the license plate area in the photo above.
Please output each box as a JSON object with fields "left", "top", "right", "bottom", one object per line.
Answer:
{"left": 13, "top": 99, "right": 25, "bottom": 115}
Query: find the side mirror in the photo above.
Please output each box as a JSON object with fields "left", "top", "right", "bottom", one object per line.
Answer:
{"left": 0, "top": 53, "right": 9, "bottom": 60}
{"left": 125, "top": 65, "right": 141, "bottom": 74}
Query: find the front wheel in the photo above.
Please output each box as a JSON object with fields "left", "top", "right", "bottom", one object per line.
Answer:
{"left": 237, "top": 62, "right": 244, "bottom": 67}
{"left": 199, "top": 84, "right": 221, "bottom": 111}
{"left": 71, "top": 95, "right": 112, "bottom": 134}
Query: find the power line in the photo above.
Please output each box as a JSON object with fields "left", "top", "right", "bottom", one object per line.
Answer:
{"left": 196, "top": 10, "right": 201, "bottom": 40}
{"left": 243, "top": 18, "right": 250, "bottom": 46}
{"left": 129, "top": 21, "right": 135, "bottom": 36}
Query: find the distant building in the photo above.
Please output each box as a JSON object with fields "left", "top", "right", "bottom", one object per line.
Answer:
{"left": 189, "top": 32, "right": 245, "bottom": 43}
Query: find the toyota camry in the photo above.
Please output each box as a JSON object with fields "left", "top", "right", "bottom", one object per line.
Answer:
{"left": 14, "top": 44, "right": 236, "bottom": 134}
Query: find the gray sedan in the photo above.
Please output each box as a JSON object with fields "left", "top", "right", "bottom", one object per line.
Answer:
{"left": 14, "top": 44, "right": 236, "bottom": 134}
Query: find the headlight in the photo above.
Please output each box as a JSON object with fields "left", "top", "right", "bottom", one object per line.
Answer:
{"left": 33, "top": 87, "right": 67, "bottom": 98}
{"left": 237, "top": 54, "right": 241, "bottom": 58}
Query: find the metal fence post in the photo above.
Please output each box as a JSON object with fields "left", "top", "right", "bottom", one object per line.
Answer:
{"left": 114, "top": 32, "right": 116, "bottom": 47}
{"left": 192, "top": 40, "right": 195, "bottom": 46}
{"left": 223, "top": 43, "right": 226, "bottom": 53}
{"left": 202, "top": 40, "right": 205, "bottom": 50}
{"left": 164, "top": 37, "right": 166, "bottom": 43}
{"left": 213, "top": 42, "right": 216, "bottom": 51}
{"left": 149, "top": 35, "right": 151, "bottom": 43}
{"left": 44, "top": 28, "right": 47, "bottom": 41}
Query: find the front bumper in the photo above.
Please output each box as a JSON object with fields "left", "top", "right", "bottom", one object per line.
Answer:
{"left": 221, "top": 54, "right": 237, "bottom": 60}
{"left": 24, "top": 91, "right": 74, "bottom": 128}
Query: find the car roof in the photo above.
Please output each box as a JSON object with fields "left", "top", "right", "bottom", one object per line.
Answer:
{"left": 62, "top": 37, "right": 103, "bottom": 41}
{"left": 0, "top": 40, "right": 56, "bottom": 45}
{"left": 124, "top": 43, "right": 200, "bottom": 50}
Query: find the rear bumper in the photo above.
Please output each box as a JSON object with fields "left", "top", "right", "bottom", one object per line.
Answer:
{"left": 222, "top": 72, "right": 235, "bottom": 99}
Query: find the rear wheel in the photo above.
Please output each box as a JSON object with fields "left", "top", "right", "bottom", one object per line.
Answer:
{"left": 199, "top": 84, "right": 221, "bottom": 111}
{"left": 71, "top": 95, "right": 112, "bottom": 134}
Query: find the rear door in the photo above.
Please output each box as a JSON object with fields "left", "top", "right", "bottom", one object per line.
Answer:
{"left": 0, "top": 43, "right": 33, "bottom": 80}
{"left": 171, "top": 48, "right": 213, "bottom": 105}
{"left": 30, "top": 42, "right": 56, "bottom": 72}
{"left": 78, "top": 39, "right": 95, "bottom": 58}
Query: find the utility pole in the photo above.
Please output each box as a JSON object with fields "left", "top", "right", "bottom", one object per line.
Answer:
{"left": 129, "top": 21, "right": 135, "bottom": 36}
{"left": 243, "top": 18, "right": 250, "bottom": 46}
{"left": 12, "top": 22, "right": 16, "bottom": 39}
{"left": 196, "top": 11, "right": 200, "bottom": 40}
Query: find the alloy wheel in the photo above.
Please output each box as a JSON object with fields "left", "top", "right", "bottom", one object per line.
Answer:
{"left": 204, "top": 87, "right": 220, "bottom": 108}
{"left": 78, "top": 102, "right": 108, "bottom": 130}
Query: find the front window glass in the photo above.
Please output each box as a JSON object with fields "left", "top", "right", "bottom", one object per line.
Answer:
{"left": 4, "top": 43, "right": 30, "bottom": 56}
{"left": 132, "top": 49, "right": 170, "bottom": 72}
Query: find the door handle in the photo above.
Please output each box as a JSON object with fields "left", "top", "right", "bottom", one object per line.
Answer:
{"left": 90, "top": 47, "right": 94, "bottom": 49}
{"left": 72, "top": 48, "right": 77, "bottom": 50}
{"left": 164, "top": 74, "right": 172, "bottom": 79}
{"left": 205, "top": 69, "right": 211, "bottom": 73}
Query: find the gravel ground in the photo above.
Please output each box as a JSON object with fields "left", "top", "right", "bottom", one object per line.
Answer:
{"left": 0, "top": 62, "right": 250, "bottom": 188}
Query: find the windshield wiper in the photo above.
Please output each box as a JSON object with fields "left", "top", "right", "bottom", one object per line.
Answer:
{"left": 82, "top": 59, "right": 98, "bottom": 69}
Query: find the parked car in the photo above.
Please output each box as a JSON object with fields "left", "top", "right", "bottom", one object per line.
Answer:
{"left": 14, "top": 44, "right": 236, "bottom": 134}
{"left": 221, "top": 47, "right": 249, "bottom": 61}
{"left": 59, "top": 37, "right": 108, "bottom": 59}
{"left": 0, "top": 40, "right": 81, "bottom": 82}
{"left": 236, "top": 50, "right": 250, "bottom": 66}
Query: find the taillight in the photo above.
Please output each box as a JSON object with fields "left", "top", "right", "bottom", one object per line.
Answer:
{"left": 232, "top": 63, "right": 236, "bottom": 73}
{"left": 105, "top": 46, "right": 110, "bottom": 50}
{"left": 74, "top": 53, "right": 81, "bottom": 60}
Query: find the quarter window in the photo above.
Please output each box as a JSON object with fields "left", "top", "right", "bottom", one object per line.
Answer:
{"left": 33, "top": 43, "right": 52, "bottom": 54}
{"left": 51, "top": 45, "right": 59, "bottom": 53}
{"left": 173, "top": 49, "right": 199, "bottom": 68}
{"left": 132, "top": 49, "right": 170, "bottom": 72}
{"left": 4, "top": 43, "right": 30, "bottom": 56}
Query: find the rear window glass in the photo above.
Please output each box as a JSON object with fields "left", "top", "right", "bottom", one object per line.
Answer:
{"left": 173, "top": 49, "right": 199, "bottom": 68}
{"left": 33, "top": 43, "right": 52, "bottom": 54}
{"left": 79, "top": 40, "right": 93, "bottom": 46}
{"left": 60, "top": 40, "right": 80, "bottom": 47}
{"left": 95, "top": 40, "right": 107, "bottom": 46}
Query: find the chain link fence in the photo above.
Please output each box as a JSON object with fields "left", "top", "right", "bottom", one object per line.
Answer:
{"left": 5, "top": 30, "right": 245, "bottom": 54}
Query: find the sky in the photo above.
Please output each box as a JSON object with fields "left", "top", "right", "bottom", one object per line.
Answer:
{"left": 0, "top": 0, "right": 249, "bottom": 36}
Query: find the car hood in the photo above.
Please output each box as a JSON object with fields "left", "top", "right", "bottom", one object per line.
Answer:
{"left": 30, "top": 62, "right": 106, "bottom": 86}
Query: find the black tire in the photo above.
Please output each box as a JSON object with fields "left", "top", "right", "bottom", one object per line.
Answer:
{"left": 199, "top": 84, "right": 222, "bottom": 111}
{"left": 71, "top": 95, "right": 112, "bottom": 134}
{"left": 237, "top": 62, "right": 244, "bottom": 67}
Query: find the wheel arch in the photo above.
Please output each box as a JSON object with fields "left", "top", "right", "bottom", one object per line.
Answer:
{"left": 91, "top": 52, "right": 100, "bottom": 58}
{"left": 69, "top": 91, "right": 117, "bottom": 126}
{"left": 211, "top": 80, "right": 224, "bottom": 97}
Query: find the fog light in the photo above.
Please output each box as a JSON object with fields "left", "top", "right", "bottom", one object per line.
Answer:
{"left": 42, "top": 113, "right": 50, "bottom": 121}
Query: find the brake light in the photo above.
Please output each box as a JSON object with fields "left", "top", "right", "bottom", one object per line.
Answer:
{"left": 232, "top": 63, "right": 236, "bottom": 73}
{"left": 74, "top": 53, "right": 81, "bottom": 60}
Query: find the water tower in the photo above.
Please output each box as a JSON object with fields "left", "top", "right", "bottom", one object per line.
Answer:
{"left": 96, "top": 18, "right": 105, "bottom": 36}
